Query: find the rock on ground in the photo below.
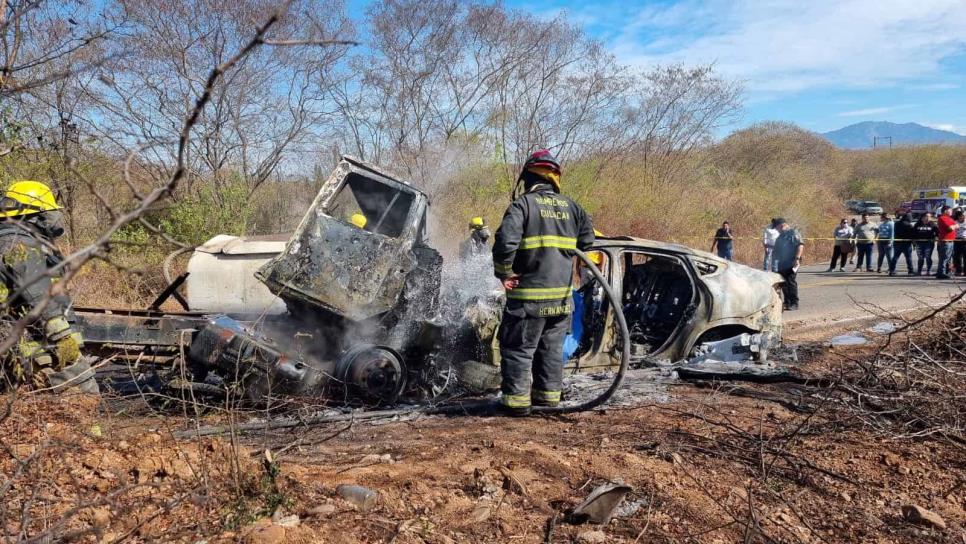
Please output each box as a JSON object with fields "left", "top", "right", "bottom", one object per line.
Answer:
{"left": 901, "top": 504, "right": 946, "bottom": 530}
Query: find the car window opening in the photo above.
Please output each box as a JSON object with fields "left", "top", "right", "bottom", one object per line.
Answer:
{"left": 621, "top": 252, "right": 695, "bottom": 356}
{"left": 325, "top": 172, "right": 415, "bottom": 238}
{"left": 567, "top": 255, "right": 610, "bottom": 362}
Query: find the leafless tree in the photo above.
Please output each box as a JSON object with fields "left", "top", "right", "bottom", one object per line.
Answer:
{"left": 330, "top": 1, "right": 739, "bottom": 206}
{"left": 621, "top": 65, "right": 743, "bottom": 187}
{"left": 0, "top": 0, "right": 354, "bottom": 380}
{"left": 0, "top": 0, "right": 118, "bottom": 99}
{"left": 330, "top": 0, "right": 634, "bottom": 198}
{"left": 87, "top": 0, "right": 354, "bottom": 201}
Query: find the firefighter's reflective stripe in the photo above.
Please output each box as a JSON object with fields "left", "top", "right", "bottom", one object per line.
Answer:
{"left": 533, "top": 389, "right": 561, "bottom": 402}
{"left": 502, "top": 393, "right": 531, "bottom": 408}
{"left": 519, "top": 235, "right": 577, "bottom": 250}
{"left": 505, "top": 286, "right": 571, "bottom": 301}
{"left": 494, "top": 262, "right": 514, "bottom": 275}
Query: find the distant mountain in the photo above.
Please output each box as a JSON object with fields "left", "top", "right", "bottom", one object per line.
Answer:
{"left": 821, "top": 121, "right": 966, "bottom": 149}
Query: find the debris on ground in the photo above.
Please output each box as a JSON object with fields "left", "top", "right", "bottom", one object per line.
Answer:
{"left": 829, "top": 332, "right": 868, "bottom": 346}
{"left": 4, "top": 305, "right": 965, "bottom": 542}
{"left": 335, "top": 484, "right": 379, "bottom": 512}
{"left": 569, "top": 482, "right": 634, "bottom": 524}
{"left": 902, "top": 504, "right": 947, "bottom": 530}
{"left": 867, "top": 321, "right": 898, "bottom": 334}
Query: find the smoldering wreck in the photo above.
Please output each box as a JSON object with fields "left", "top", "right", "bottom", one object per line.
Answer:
{"left": 73, "top": 157, "right": 788, "bottom": 410}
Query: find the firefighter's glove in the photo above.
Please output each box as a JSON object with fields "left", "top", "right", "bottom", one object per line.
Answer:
{"left": 54, "top": 335, "right": 82, "bottom": 367}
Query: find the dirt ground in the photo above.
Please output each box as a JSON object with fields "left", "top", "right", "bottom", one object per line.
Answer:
{"left": 1, "top": 337, "right": 964, "bottom": 543}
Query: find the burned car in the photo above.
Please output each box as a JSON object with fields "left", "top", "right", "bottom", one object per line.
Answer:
{"left": 73, "top": 156, "right": 783, "bottom": 406}
{"left": 455, "top": 236, "right": 783, "bottom": 386}
{"left": 563, "top": 238, "right": 782, "bottom": 370}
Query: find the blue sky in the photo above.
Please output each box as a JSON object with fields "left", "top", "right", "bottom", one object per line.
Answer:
{"left": 501, "top": 0, "right": 966, "bottom": 134}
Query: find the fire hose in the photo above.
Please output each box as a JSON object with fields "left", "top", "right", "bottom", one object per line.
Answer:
{"left": 176, "top": 249, "right": 630, "bottom": 438}
{"left": 532, "top": 248, "right": 630, "bottom": 414}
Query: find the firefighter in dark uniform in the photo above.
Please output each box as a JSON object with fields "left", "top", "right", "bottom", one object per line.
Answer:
{"left": 492, "top": 150, "right": 594, "bottom": 416}
{"left": 0, "top": 180, "right": 97, "bottom": 392}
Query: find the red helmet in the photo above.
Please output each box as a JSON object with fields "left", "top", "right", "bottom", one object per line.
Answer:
{"left": 522, "top": 149, "right": 561, "bottom": 175}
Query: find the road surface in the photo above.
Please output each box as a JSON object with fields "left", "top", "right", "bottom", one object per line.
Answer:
{"left": 783, "top": 263, "right": 963, "bottom": 332}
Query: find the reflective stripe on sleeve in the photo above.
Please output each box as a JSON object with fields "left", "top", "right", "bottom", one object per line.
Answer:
{"left": 494, "top": 262, "right": 514, "bottom": 275}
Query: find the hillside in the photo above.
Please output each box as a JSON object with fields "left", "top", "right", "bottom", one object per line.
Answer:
{"left": 822, "top": 121, "right": 966, "bottom": 149}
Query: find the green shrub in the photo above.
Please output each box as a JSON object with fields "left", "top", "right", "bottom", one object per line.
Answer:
{"left": 160, "top": 182, "right": 254, "bottom": 246}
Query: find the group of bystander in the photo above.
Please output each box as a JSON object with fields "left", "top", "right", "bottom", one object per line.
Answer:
{"left": 709, "top": 209, "right": 966, "bottom": 314}
{"left": 827, "top": 207, "right": 966, "bottom": 279}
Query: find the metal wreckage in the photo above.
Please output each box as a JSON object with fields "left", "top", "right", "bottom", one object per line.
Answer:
{"left": 72, "top": 157, "right": 787, "bottom": 410}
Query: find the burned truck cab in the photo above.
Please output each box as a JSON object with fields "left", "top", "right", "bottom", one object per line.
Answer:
{"left": 256, "top": 157, "right": 441, "bottom": 352}
{"left": 258, "top": 158, "right": 436, "bottom": 320}
{"left": 185, "top": 157, "right": 443, "bottom": 404}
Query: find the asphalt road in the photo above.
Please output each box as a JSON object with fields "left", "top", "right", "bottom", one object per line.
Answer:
{"left": 784, "top": 263, "right": 964, "bottom": 330}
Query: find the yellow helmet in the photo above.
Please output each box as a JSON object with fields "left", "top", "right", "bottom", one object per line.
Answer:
{"left": 593, "top": 229, "right": 604, "bottom": 237}
{"left": 469, "top": 216, "right": 486, "bottom": 230}
{"left": 588, "top": 251, "right": 604, "bottom": 266}
{"left": 1, "top": 180, "right": 62, "bottom": 218}
{"left": 349, "top": 213, "right": 367, "bottom": 229}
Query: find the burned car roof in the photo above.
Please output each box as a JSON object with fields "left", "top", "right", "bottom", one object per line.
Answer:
{"left": 593, "top": 235, "right": 727, "bottom": 262}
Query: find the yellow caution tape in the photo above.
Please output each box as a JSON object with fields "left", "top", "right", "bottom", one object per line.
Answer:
{"left": 711, "top": 236, "right": 954, "bottom": 242}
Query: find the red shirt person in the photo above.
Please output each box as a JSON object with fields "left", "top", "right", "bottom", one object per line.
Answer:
{"left": 935, "top": 206, "right": 956, "bottom": 278}
{"left": 938, "top": 210, "right": 956, "bottom": 241}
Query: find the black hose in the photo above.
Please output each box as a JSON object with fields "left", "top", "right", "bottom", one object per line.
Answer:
{"left": 531, "top": 248, "right": 630, "bottom": 413}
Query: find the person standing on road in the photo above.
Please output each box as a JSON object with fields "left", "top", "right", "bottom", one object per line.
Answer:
{"left": 492, "top": 149, "right": 594, "bottom": 417}
{"left": 827, "top": 219, "right": 851, "bottom": 272}
{"left": 772, "top": 218, "right": 804, "bottom": 311}
{"left": 953, "top": 210, "right": 966, "bottom": 277}
{"left": 710, "top": 221, "right": 734, "bottom": 261}
{"left": 935, "top": 205, "right": 955, "bottom": 279}
{"left": 762, "top": 219, "right": 780, "bottom": 271}
{"left": 853, "top": 214, "right": 877, "bottom": 272}
{"left": 890, "top": 212, "right": 916, "bottom": 276}
{"left": 875, "top": 213, "right": 894, "bottom": 273}
{"left": 913, "top": 213, "right": 937, "bottom": 275}
{"left": 847, "top": 218, "right": 858, "bottom": 265}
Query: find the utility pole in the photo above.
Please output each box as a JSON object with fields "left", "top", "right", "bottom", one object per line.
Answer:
{"left": 873, "top": 136, "right": 892, "bottom": 149}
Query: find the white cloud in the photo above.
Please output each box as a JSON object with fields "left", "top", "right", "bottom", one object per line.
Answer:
{"left": 912, "top": 83, "right": 960, "bottom": 91}
{"left": 610, "top": 0, "right": 966, "bottom": 92}
{"left": 836, "top": 106, "right": 905, "bottom": 117}
{"left": 925, "top": 123, "right": 959, "bottom": 133}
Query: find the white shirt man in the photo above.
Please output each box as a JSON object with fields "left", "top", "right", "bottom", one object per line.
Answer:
{"left": 762, "top": 220, "right": 781, "bottom": 271}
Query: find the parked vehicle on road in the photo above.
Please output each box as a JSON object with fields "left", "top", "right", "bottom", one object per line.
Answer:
{"left": 911, "top": 186, "right": 966, "bottom": 216}
{"left": 846, "top": 200, "right": 883, "bottom": 215}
